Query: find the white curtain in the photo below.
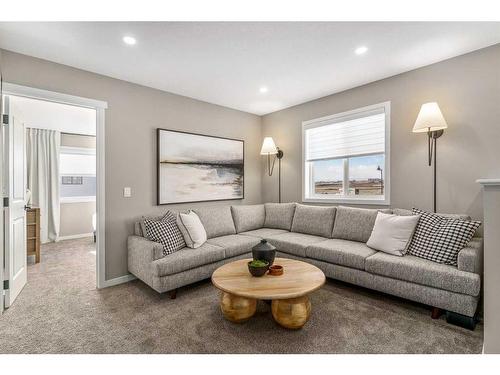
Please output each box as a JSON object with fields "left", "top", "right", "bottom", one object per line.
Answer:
{"left": 27, "top": 128, "right": 61, "bottom": 243}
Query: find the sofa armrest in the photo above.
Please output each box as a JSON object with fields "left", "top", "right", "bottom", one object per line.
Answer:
{"left": 127, "top": 235, "right": 164, "bottom": 286}
{"left": 458, "top": 237, "right": 483, "bottom": 275}
{"left": 128, "top": 235, "right": 164, "bottom": 261}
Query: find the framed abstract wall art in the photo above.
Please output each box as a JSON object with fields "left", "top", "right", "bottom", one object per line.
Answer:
{"left": 157, "top": 129, "right": 244, "bottom": 204}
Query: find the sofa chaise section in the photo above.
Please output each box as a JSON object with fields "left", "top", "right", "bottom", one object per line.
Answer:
{"left": 277, "top": 251, "right": 480, "bottom": 318}
{"left": 365, "top": 252, "right": 481, "bottom": 297}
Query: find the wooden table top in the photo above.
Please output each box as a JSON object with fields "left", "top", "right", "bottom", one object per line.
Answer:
{"left": 211, "top": 258, "right": 326, "bottom": 300}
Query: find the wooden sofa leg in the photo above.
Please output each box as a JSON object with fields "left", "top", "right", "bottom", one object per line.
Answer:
{"left": 168, "top": 289, "right": 177, "bottom": 299}
{"left": 431, "top": 307, "right": 443, "bottom": 319}
{"left": 446, "top": 311, "right": 477, "bottom": 330}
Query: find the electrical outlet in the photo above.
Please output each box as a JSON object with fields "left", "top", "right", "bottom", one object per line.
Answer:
{"left": 123, "top": 187, "right": 132, "bottom": 198}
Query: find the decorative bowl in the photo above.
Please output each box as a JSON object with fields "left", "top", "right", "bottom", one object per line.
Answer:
{"left": 247, "top": 260, "right": 270, "bottom": 277}
{"left": 268, "top": 265, "right": 284, "bottom": 276}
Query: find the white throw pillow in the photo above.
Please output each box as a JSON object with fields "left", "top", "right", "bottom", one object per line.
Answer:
{"left": 367, "top": 212, "right": 420, "bottom": 256}
{"left": 177, "top": 210, "right": 207, "bottom": 249}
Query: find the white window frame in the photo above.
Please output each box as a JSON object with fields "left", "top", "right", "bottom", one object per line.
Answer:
{"left": 302, "top": 102, "right": 391, "bottom": 205}
{"left": 59, "top": 146, "right": 96, "bottom": 204}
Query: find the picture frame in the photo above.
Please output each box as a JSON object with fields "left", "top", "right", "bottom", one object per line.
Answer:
{"left": 157, "top": 128, "right": 244, "bottom": 205}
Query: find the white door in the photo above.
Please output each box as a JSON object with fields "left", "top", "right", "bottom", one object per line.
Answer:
{"left": 0, "top": 79, "right": 4, "bottom": 314}
{"left": 2, "top": 95, "right": 27, "bottom": 308}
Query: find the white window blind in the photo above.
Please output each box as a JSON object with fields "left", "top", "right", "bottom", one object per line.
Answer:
{"left": 305, "top": 109, "right": 386, "bottom": 162}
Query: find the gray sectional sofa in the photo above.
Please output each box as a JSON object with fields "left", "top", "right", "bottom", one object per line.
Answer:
{"left": 128, "top": 203, "right": 482, "bottom": 328}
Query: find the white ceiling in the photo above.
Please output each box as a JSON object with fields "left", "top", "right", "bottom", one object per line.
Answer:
{"left": 1, "top": 22, "right": 499, "bottom": 115}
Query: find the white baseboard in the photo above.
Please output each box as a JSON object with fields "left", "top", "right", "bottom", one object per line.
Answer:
{"left": 59, "top": 233, "right": 94, "bottom": 241}
{"left": 99, "top": 274, "right": 136, "bottom": 289}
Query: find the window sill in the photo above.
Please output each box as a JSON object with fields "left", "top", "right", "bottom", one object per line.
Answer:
{"left": 60, "top": 196, "right": 96, "bottom": 204}
{"left": 303, "top": 196, "right": 390, "bottom": 206}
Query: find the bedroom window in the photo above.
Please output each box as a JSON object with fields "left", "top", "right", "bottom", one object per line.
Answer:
{"left": 302, "top": 102, "right": 390, "bottom": 205}
{"left": 60, "top": 146, "right": 96, "bottom": 203}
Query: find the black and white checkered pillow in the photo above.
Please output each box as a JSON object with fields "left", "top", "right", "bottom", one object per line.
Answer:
{"left": 142, "top": 211, "right": 186, "bottom": 256}
{"left": 407, "top": 208, "right": 481, "bottom": 266}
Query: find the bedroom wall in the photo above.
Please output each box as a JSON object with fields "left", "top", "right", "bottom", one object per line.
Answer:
{"left": 60, "top": 134, "right": 96, "bottom": 239}
{"left": 0, "top": 49, "right": 262, "bottom": 281}
{"left": 261, "top": 44, "right": 500, "bottom": 225}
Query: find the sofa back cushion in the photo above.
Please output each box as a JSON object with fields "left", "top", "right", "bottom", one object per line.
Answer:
{"left": 193, "top": 206, "right": 236, "bottom": 239}
{"left": 291, "top": 204, "right": 336, "bottom": 238}
{"left": 231, "top": 204, "right": 265, "bottom": 233}
{"left": 264, "top": 203, "right": 296, "bottom": 230}
{"left": 393, "top": 207, "right": 471, "bottom": 221}
{"left": 134, "top": 221, "right": 144, "bottom": 236}
{"left": 332, "top": 206, "right": 392, "bottom": 243}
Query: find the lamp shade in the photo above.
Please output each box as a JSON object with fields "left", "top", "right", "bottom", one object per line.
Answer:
{"left": 260, "top": 137, "right": 278, "bottom": 155}
{"left": 412, "top": 102, "right": 448, "bottom": 133}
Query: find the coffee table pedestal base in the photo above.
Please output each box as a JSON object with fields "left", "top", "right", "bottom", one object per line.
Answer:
{"left": 271, "top": 295, "right": 311, "bottom": 329}
{"left": 220, "top": 292, "right": 257, "bottom": 323}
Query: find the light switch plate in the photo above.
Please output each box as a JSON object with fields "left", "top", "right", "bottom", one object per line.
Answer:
{"left": 123, "top": 187, "right": 132, "bottom": 198}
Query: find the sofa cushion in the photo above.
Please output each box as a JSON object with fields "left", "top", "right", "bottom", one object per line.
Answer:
{"left": 207, "top": 234, "right": 260, "bottom": 258}
{"left": 393, "top": 207, "right": 471, "bottom": 221}
{"left": 134, "top": 221, "right": 144, "bottom": 237}
{"left": 332, "top": 206, "right": 391, "bottom": 243}
{"left": 231, "top": 204, "right": 265, "bottom": 233}
{"left": 291, "top": 204, "right": 336, "bottom": 238}
{"left": 239, "top": 228, "right": 289, "bottom": 239}
{"left": 264, "top": 203, "right": 296, "bottom": 230}
{"left": 193, "top": 206, "right": 236, "bottom": 239}
{"left": 306, "top": 239, "right": 377, "bottom": 270}
{"left": 365, "top": 252, "right": 481, "bottom": 296}
{"left": 408, "top": 208, "right": 481, "bottom": 266}
{"left": 153, "top": 243, "right": 225, "bottom": 277}
{"left": 267, "top": 232, "right": 325, "bottom": 257}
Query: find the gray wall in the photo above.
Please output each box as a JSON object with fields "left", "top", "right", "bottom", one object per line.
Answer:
{"left": 261, "top": 44, "right": 500, "bottom": 225}
{"left": 0, "top": 49, "right": 262, "bottom": 280}
{"left": 60, "top": 134, "right": 96, "bottom": 239}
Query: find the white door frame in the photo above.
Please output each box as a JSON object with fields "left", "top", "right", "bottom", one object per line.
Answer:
{"left": 2, "top": 82, "right": 108, "bottom": 289}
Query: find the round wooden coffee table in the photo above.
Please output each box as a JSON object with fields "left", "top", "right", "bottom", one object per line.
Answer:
{"left": 212, "top": 258, "right": 325, "bottom": 329}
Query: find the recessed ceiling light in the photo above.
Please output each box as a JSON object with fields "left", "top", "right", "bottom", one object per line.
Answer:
{"left": 355, "top": 46, "right": 368, "bottom": 55}
{"left": 123, "top": 36, "right": 137, "bottom": 45}
{"left": 259, "top": 86, "right": 268, "bottom": 93}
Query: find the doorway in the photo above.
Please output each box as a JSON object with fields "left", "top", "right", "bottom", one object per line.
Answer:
{"left": 1, "top": 83, "right": 107, "bottom": 311}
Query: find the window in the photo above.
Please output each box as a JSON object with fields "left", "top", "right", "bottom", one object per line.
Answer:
{"left": 303, "top": 102, "right": 390, "bottom": 205}
{"left": 60, "top": 146, "right": 96, "bottom": 203}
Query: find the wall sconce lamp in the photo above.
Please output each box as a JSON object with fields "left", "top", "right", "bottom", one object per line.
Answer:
{"left": 412, "top": 102, "right": 448, "bottom": 213}
{"left": 260, "top": 137, "right": 284, "bottom": 203}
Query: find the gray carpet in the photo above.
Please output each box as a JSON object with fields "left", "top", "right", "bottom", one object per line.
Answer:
{"left": 0, "top": 238, "right": 483, "bottom": 354}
